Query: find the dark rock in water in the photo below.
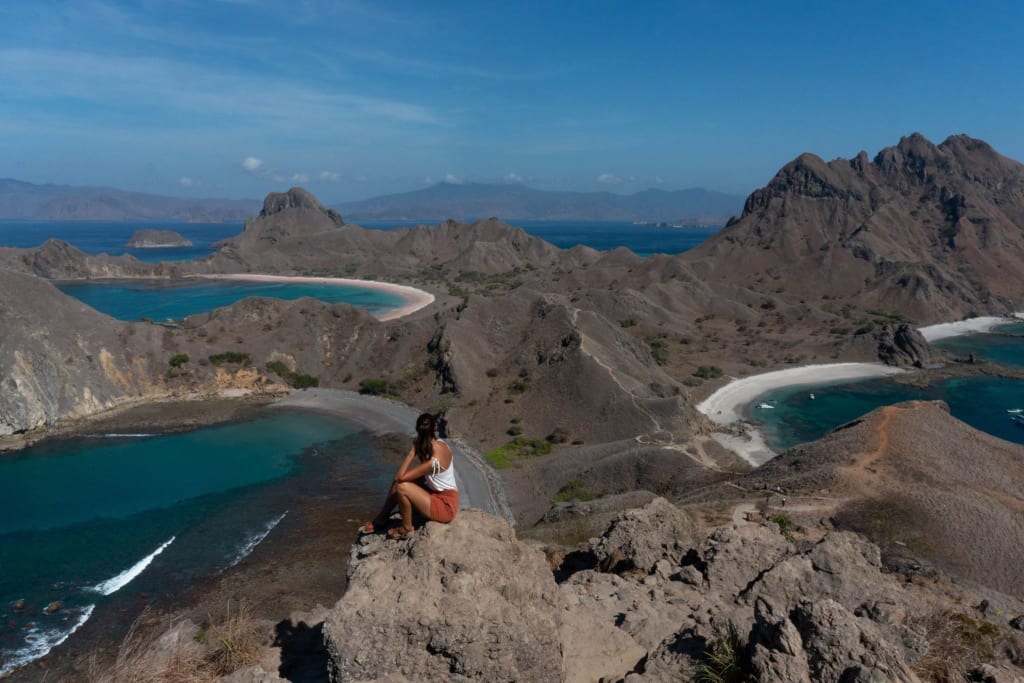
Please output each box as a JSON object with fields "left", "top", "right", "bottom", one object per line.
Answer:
{"left": 875, "top": 323, "right": 936, "bottom": 367}
{"left": 44, "top": 600, "right": 60, "bottom": 614}
{"left": 12, "top": 599, "right": 25, "bottom": 613}
{"left": 125, "top": 229, "right": 192, "bottom": 248}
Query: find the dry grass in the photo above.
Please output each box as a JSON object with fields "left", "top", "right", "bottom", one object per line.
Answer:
{"left": 86, "top": 601, "right": 265, "bottom": 683}
{"left": 206, "top": 600, "right": 264, "bottom": 676}
{"left": 910, "top": 608, "right": 1023, "bottom": 682}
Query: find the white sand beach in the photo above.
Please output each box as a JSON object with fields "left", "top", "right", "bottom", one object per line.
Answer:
{"left": 918, "top": 314, "right": 1023, "bottom": 342}
{"left": 697, "top": 363, "right": 906, "bottom": 426}
{"left": 696, "top": 363, "right": 907, "bottom": 467}
{"left": 197, "top": 273, "right": 435, "bottom": 321}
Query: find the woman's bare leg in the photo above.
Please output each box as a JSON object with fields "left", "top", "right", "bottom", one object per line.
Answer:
{"left": 371, "top": 482, "right": 400, "bottom": 526}
{"left": 395, "top": 481, "right": 434, "bottom": 531}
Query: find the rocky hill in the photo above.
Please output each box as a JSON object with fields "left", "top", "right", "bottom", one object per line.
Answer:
{"left": 684, "top": 134, "right": 1024, "bottom": 322}
{"left": 729, "top": 400, "right": 1024, "bottom": 601}
{"left": 126, "top": 229, "right": 192, "bottom": 248}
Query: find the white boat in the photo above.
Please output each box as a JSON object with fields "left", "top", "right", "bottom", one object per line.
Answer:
{"left": 757, "top": 402, "right": 775, "bottom": 409}
{"left": 809, "top": 393, "right": 816, "bottom": 400}
{"left": 1008, "top": 408, "right": 1023, "bottom": 414}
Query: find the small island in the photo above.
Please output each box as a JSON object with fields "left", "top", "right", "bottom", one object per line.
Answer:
{"left": 125, "top": 229, "right": 193, "bottom": 248}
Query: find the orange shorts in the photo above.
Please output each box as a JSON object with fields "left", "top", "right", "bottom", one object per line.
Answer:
{"left": 428, "top": 489, "right": 459, "bottom": 523}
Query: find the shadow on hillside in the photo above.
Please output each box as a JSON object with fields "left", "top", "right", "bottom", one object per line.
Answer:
{"left": 275, "top": 619, "right": 329, "bottom": 682}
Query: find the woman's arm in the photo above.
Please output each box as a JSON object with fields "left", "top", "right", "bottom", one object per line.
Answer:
{"left": 395, "top": 441, "right": 452, "bottom": 483}
{"left": 394, "top": 446, "right": 417, "bottom": 482}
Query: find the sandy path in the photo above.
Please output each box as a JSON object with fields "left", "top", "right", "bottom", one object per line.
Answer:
{"left": 272, "top": 389, "right": 514, "bottom": 525}
{"left": 194, "top": 273, "right": 435, "bottom": 321}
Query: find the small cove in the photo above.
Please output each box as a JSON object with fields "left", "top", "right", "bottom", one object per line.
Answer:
{"left": 0, "top": 408, "right": 393, "bottom": 677}
{"left": 746, "top": 325, "right": 1024, "bottom": 453}
{"left": 56, "top": 278, "right": 407, "bottom": 322}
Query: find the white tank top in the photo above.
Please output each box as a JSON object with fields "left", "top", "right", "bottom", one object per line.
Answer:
{"left": 424, "top": 439, "right": 457, "bottom": 492}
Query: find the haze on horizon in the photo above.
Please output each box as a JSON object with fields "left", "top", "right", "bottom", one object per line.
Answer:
{"left": 1, "top": 0, "right": 1021, "bottom": 203}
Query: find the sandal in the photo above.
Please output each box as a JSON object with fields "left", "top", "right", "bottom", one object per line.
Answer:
{"left": 358, "top": 520, "right": 382, "bottom": 535}
{"left": 387, "top": 526, "right": 414, "bottom": 540}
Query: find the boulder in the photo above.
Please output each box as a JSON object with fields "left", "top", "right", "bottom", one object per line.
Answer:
{"left": 587, "top": 497, "right": 699, "bottom": 574}
{"left": 323, "top": 510, "right": 561, "bottom": 682}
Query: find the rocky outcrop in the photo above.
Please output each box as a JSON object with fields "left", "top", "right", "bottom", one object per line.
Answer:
{"left": 322, "top": 498, "right": 1024, "bottom": 682}
{"left": 323, "top": 510, "right": 562, "bottom": 682}
{"left": 126, "top": 229, "right": 193, "bottom": 248}
{"left": 875, "top": 323, "right": 937, "bottom": 367}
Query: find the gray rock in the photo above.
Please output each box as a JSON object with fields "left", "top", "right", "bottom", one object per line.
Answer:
{"left": 790, "top": 599, "right": 918, "bottom": 682}
{"left": 700, "top": 523, "right": 793, "bottom": 595}
{"left": 324, "top": 510, "right": 562, "bottom": 682}
{"left": 588, "top": 497, "right": 699, "bottom": 574}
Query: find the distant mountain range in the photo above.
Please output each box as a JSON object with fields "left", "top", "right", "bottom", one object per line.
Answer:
{"left": 333, "top": 182, "right": 744, "bottom": 223}
{"left": 0, "top": 178, "right": 259, "bottom": 222}
{"left": 0, "top": 177, "right": 744, "bottom": 224}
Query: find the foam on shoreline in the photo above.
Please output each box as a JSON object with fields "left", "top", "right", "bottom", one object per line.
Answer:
{"left": 696, "top": 363, "right": 906, "bottom": 467}
{"left": 195, "top": 273, "right": 435, "bottom": 321}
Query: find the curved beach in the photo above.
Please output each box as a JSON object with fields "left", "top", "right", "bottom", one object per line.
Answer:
{"left": 696, "top": 363, "right": 906, "bottom": 467}
{"left": 917, "top": 313, "right": 1022, "bottom": 342}
{"left": 697, "top": 363, "right": 906, "bottom": 426}
{"left": 197, "top": 273, "right": 435, "bottom": 321}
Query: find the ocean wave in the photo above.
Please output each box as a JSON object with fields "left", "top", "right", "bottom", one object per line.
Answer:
{"left": 89, "top": 536, "right": 176, "bottom": 596}
{"left": 226, "top": 512, "right": 287, "bottom": 569}
{"left": 83, "top": 433, "right": 155, "bottom": 438}
{"left": 0, "top": 604, "right": 94, "bottom": 678}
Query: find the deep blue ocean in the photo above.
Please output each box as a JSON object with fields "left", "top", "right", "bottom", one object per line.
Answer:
{"left": 0, "top": 218, "right": 719, "bottom": 260}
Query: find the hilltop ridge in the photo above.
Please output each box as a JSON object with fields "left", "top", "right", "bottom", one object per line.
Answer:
{"left": 685, "top": 133, "right": 1024, "bottom": 321}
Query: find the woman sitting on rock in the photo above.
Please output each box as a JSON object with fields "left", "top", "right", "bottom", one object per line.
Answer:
{"left": 360, "top": 413, "right": 459, "bottom": 538}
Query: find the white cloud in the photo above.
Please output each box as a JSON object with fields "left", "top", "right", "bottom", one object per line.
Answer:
{"left": 319, "top": 170, "right": 341, "bottom": 182}
{"left": 242, "top": 156, "right": 264, "bottom": 172}
{"left": 291, "top": 172, "right": 310, "bottom": 183}
{"left": 354, "top": 174, "right": 369, "bottom": 182}
{"left": 179, "top": 176, "right": 194, "bottom": 187}
{"left": 443, "top": 173, "right": 462, "bottom": 184}
{"left": 423, "top": 176, "right": 434, "bottom": 185}
{"left": 597, "top": 173, "right": 623, "bottom": 185}
{"left": 503, "top": 172, "right": 524, "bottom": 184}
{"left": 654, "top": 176, "right": 664, "bottom": 184}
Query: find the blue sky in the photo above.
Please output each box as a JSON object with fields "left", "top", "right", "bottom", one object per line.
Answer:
{"left": 1, "top": 1, "right": 1021, "bottom": 202}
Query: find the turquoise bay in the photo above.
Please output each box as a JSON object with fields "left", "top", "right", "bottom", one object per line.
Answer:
{"left": 0, "top": 409, "right": 392, "bottom": 676}
{"left": 56, "top": 278, "right": 407, "bottom": 322}
{"left": 746, "top": 325, "right": 1024, "bottom": 452}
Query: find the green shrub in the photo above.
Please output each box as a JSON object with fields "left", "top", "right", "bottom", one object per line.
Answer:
{"left": 508, "top": 381, "right": 528, "bottom": 395}
{"left": 649, "top": 339, "right": 669, "bottom": 365}
{"left": 554, "top": 479, "right": 593, "bottom": 503}
{"left": 619, "top": 317, "right": 637, "bottom": 328}
{"left": 358, "top": 378, "right": 391, "bottom": 395}
{"left": 485, "top": 436, "right": 552, "bottom": 469}
{"left": 693, "top": 365, "right": 724, "bottom": 379}
{"left": 695, "top": 623, "right": 747, "bottom": 683}
{"left": 265, "top": 361, "right": 319, "bottom": 389}
{"left": 168, "top": 353, "right": 189, "bottom": 368}
{"left": 767, "top": 513, "right": 795, "bottom": 541}
{"left": 209, "top": 351, "right": 251, "bottom": 366}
